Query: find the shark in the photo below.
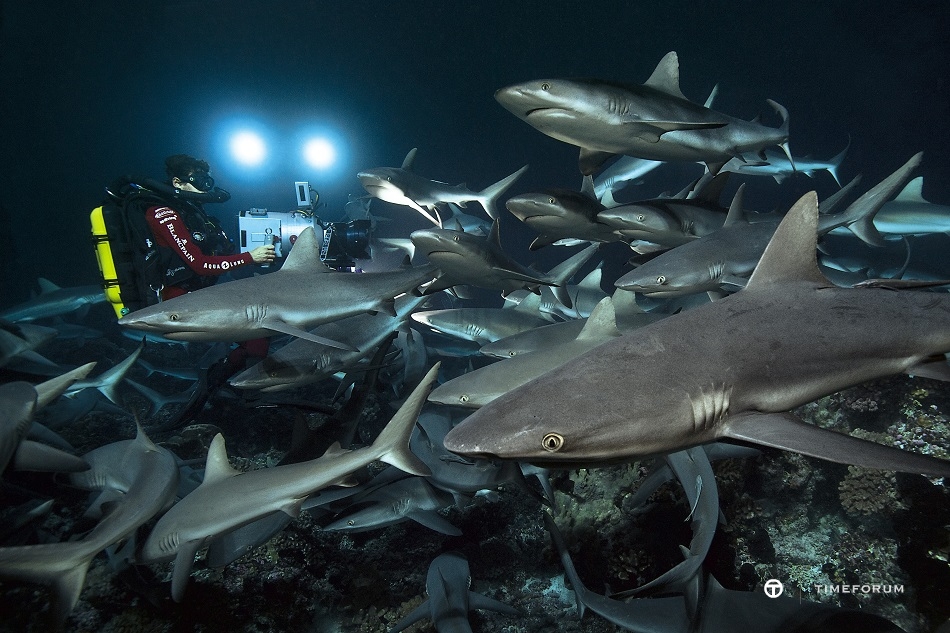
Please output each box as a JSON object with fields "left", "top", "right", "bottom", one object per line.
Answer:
{"left": 118, "top": 227, "right": 438, "bottom": 351}
{"left": 228, "top": 293, "right": 428, "bottom": 392}
{"left": 721, "top": 141, "right": 849, "bottom": 186}
{"left": 138, "top": 363, "right": 439, "bottom": 602}
{"left": 411, "top": 220, "right": 598, "bottom": 307}
{"left": 428, "top": 296, "right": 622, "bottom": 409}
{"left": 0, "top": 426, "right": 179, "bottom": 627}
{"left": 479, "top": 290, "right": 666, "bottom": 359}
{"left": 505, "top": 176, "right": 621, "bottom": 250}
{"left": 616, "top": 154, "right": 919, "bottom": 298}
{"left": 323, "top": 474, "right": 461, "bottom": 535}
{"left": 443, "top": 189, "right": 950, "bottom": 478}
{"left": 410, "top": 293, "right": 549, "bottom": 346}
{"left": 357, "top": 148, "right": 529, "bottom": 224}
{"left": 494, "top": 51, "right": 791, "bottom": 175}
{"left": 389, "top": 551, "right": 520, "bottom": 633}
{"left": 543, "top": 512, "right": 905, "bottom": 633}
{"left": 0, "top": 278, "right": 106, "bottom": 323}
{"left": 847, "top": 176, "right": 950, "bottom": 238}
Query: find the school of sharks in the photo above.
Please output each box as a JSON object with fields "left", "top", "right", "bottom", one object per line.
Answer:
{"left": 2, "top": 50, "right": 950, "bottom": 632}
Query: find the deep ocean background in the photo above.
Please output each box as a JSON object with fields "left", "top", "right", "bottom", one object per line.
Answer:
{"left": 1, "top": 1, "right": 949, "bottom": 299}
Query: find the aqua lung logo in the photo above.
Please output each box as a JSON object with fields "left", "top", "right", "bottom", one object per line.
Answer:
{"left": 763, "top": 579, "right": 784, "bottom": 599}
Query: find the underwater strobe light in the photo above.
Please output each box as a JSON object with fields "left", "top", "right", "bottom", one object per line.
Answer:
{"left": 230, "top": 131, "right": 267, "bottom": 166}
{"left": 303, "top": 137, "right": 336, "bottom": 169}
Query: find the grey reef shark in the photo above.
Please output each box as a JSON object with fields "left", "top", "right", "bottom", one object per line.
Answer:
{"left": 495, "top": 51, "right": 791, "bottom": 175}
{"left": 118, "top": 226, "right": 438, "bottom": 351}
{"left": 444, "top": 189, "right": 950, "bottom": 478}
{"left": 357, "top": 147, "right": 528, "bottom": 226}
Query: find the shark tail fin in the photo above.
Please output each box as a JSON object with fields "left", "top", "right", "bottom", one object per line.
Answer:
{"left": 838, "top": 152, "right": 922, "bottom": 247}
{"left": 826, "top": 136, "right": 850, "bottom": 187}
{"left": 0, "top": 541, "right": 95, "bottom": 627}
{"left": 542, "top": 512, "right": 587, "bottom": 619}
{"left": 371, "top": 362, "right": 440, "bottom": 477}
{"left": 766, "top": 99, "right": 794, "bottom": 171}
{"left": 476, "top": 165, "right": 529, "bottom": 220}
{"left": 544, "top": 243, "right": 600, "bottom": 309}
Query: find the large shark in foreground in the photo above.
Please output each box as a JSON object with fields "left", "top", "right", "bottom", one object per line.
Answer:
{"left": 444, "top": 191, "right": 950, "bottom": 477}
{"left": 118, "top": 227, "right": 437, "bottom": 351}
{"left": 495, "top": 51, "right": 791, "bottom": 175}
{"left": 139, "top": 363, "right": 439, "bottom": 602}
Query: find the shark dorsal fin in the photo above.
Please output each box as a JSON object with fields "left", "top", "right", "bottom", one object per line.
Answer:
{"left": 134, "top": 422, "right": 161, "bottom": 452}
{"left": 643, "top": 51, "right": 688, "bottom": 102}
{"left": 721, "top": 183, "right": 747, "bottom": 228}
{"left": 894, "top": 176, "right": 926, "bottom": 203}
{"left": 577, "top": 264, "right": 603, "bottom": 291}
{"left": 201, "top": 434, "right": 240, "bottom": 486}
{"left": 37, "top": 278, "right": 61, "bottom": 294}
{"left": 610, "top": 287, "right": 645, "bottom": 314}
{"left": 580, "top": 174, "right": 596, "bottom": 201}
{"left": 321, "top": 441, "right": 351, "bottom": 458}
{"left": 576, "top": 297, "right": 621, "bottom": 341}
{"left": 512, "top": 292, "right": 542, "bottom": 314}
{"left": 279, "top": 226, "right": 329, "bottom": 273}
{"left": 745, "top": 191, "right": 830, "bottom": 289}
{"left": 401, "top": 148, "right": 418, "bottom": 171}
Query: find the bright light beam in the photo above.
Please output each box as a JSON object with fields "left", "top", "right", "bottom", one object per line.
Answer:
{"left": 230, "top": 131, "right": 267, "bottom": 166}
{"left": 303, "top": 138, "right": 336, "bottom": 169}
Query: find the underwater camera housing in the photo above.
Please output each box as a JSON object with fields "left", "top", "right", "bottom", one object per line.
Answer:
{"left": 237, "top": 182, "right": 371, "bottom": 271}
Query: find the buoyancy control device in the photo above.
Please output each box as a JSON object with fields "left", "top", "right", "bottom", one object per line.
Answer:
{"left": 90, "top": 176, "right": 232, "bottom": 318}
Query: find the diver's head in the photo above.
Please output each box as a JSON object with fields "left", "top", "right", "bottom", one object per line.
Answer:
{"left": 165, "top": 154, "right": 215, "bottom": 193}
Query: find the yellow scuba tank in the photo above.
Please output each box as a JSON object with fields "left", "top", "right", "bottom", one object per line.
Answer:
{"left": 90, "top": 205, "right": 129, "bottom": 319}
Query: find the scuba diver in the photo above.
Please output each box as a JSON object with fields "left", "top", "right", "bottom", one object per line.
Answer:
{"left": 136, "top": 155, "right": 275, "bottom": 423}
{"left": 148, "top": 154, "right": 275, "bottom": 294}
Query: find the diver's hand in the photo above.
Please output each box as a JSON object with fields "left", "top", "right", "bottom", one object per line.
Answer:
{"left": 249, "top": 245, "right": 276, "bottom": 264}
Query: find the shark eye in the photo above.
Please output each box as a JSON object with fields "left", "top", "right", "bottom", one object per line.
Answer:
{"left": 453, "top": 235, "right": 461, "bottom": 242}
{"left": 541, "top": 82, "right": 550, "bottom": 91}
{"left": 459, "top": 394, "right": 469, "bottom": 403}
{"left": 169, "top": 313, "right": 180, "bottom": 321}
{"left": 347, "top": 519, "right": 355, "bottom": 526}
{"left": 386, "top": 176, "right": 392, "bottom": 182}
{"left": 508, "top": 351, "right": 516, "bottom": 357}
{"left": 656, "top": 276, "right": 666, "bottom": 285}
{"left": 637, "top": 214, "right": 646, "bottom": 222}
{"left": 548, "top": 197, "right": 556, "bottom": 204}
{"left": 541, "top": 433, "right": 564, "bottom": 452}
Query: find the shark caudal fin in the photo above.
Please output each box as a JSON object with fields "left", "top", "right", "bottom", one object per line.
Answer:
{"left": 826, "top": 137, "right": 850, "bottom": 187}
{"left": 476, "top": 165, "right": 529, "bottom": 220}
{"left": 766, "top": 99, "right": 794, "bottom": 171}
{"left": 370, "top": 362, "right": 440, "bottom": 477}
{"left": 0, "top": 540, "right": 97, "bottom": 628}
{"left": 826, "top": 152, "right": 922, "bottom": 248}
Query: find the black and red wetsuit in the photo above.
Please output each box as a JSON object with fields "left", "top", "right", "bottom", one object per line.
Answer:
{"left": 145, "top": 204, "right": 253, "bottom": 300}
{"left": 145, "top": 203, "right": 269, "bottom": 361}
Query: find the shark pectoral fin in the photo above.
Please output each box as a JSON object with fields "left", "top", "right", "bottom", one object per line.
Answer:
{"left": 468, "top": 591, "right": 520, "bottom": 616}
{"left": 906, "top": 356, "right": 950, "bottom": 382}
{"left": 551, "top": 284, "right": 573, "bottom": 310}
{"left": 171, "top": 541, "right": 202, "bottom": 602}
{"left": 529, "top": 235, "right": 559, "bottom": 251}
{"left": 406, "top": 510, "right": 462, "bottom": 536}
{"left": 719, "top": 275, "right": 747, "bottom": 291}
{"left": 722, "top": 411, "right": 950, "bottom": 477}
{"left": 263, "top": 320, "right": 359, "bottom": 352}
{"left": 579, "top": 148, "right": 615, "bottom": 175}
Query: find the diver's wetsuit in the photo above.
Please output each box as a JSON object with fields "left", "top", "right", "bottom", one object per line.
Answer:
{"left": 145, "top": 204, "right": 253, "bottom": 300}
{"left": 145, "top": 203, "right": 268, "bottom": 420}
